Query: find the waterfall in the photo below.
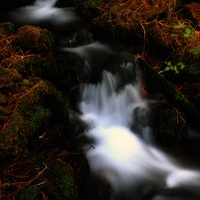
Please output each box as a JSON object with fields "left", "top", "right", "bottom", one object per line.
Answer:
{"left": 77, "top": 68, "right": 200, "bottom": 199}
{"left": 6, "top": 0, "right": 200, "bottom": 199}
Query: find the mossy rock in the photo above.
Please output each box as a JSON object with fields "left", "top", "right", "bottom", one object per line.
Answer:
{"left": 137, "top": 58, "right": 200, "bottom": 128}
{"left": 12, "top": 25, "right": 54, "bottom": 53}
{"left": 0, "top": 65, "right": 22, "bottom": 85}
{"left": 13, "top": 53, "right": 58, "bottom": 85}
{"left": 19, "top": 186, "right": 42, "bottom": 200}
{"left": 0, "top": 22, "right": 14, "bottom": 34}
{"left": 0, "top": 80, "right": 51, "bottom": 158}
{"left": 48, "top": 160, "right": 77, "bottom": 199}
{"left": 0, "top": 22, "right": 14, "bottom": 37}
{"left": 0, "top": 79, "right": 70, "bottom": 159}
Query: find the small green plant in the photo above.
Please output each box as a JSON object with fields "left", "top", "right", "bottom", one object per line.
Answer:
{"left": 172, "top": 22, "right": 196, "bottom": 39}
{"left": 192, "top": 46, "right": 200, "bottom": 55}
{"left": 183, "top": 28, "right": 196, "bottom": 39}
{"left": 174, "top": 21, "right": 185, "bottom": 29}
{"left": 159, "top": 61, "right": 185, "bottom": 74}
{"left": 83, "top": 0, "right": 100, "bottom": 9}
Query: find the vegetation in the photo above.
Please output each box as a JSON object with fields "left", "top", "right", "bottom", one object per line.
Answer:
{"left": 1, "top": 0, "right": 200, "bottom": 199}
{"left": 0, "top": 21, "right": 90, "bottom": 199}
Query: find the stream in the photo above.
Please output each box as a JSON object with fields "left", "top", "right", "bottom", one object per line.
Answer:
{"left": 2, "top": 0, "right": 200, "bottom": 199}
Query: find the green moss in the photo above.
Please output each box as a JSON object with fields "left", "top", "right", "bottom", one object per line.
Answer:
{"left": 14, "top": 54, "right": 58, "bottom": 84}
{"left": 0, "top": 79, "right": 70, "bottom": 158}
{"left": 0, "top": 22, "right": 14, "bottom": 35}
{"left": 0, "top": 80, "right": 53, "bottom": 158}
{"left": 83, "top": 0, "right": 100, "bottom": 9}
{"left": 28, "top": 104, "right": 51, "bottom": 131}
{"left": 0, "top": 111, "right": 33, "bottom": 157}
{"left": 182, "top": 63, "right": 200, "bottom": 76}
{"left": 17, "top": 80, "right": 49, "bottom": 113}
{"left": 19, "top": 186, "right": 42, "bottom": 200}
{"left": 53, "top": 163, "right": 77, "bottom": 199}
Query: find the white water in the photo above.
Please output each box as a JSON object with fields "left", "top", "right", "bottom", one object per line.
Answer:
{"left": 78, "top": 69, "right": 200, "bottom": 199}
{"left": 10, "top": 0, "right": 81, "bottom": 27}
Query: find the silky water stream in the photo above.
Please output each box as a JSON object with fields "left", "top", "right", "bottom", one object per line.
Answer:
{"left": 3, "top": 0, "right": 200, "bottom": 199}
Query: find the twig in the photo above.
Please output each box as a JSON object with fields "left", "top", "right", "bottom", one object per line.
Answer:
{"left": 83, "top": 145, "right": 96, "bottom": 153}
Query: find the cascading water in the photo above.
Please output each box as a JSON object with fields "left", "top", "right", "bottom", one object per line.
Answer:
{"left": 76, "top": 63, "right": 200, "bottom": 200}
{"left": 4, "top": 0, "right": 200, "bottom": 199}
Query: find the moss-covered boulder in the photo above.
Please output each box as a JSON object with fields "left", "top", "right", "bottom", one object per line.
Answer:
{"left": 0, "top": 22, "right": 14, "bottom": 38}
{"left": 43, "top": 159, "right": 77, "bottom": 200}
{"left": 137, "top": 58, "right": 200, "bottom": 131}
{"left": 12, "top": 25, "right": 54, "bottom": 53}
{"left": 19, "top": 186, "right": 42, "bottom": 200}
{"left": 12, "top": 53, "right": 58, "bottom": 85}
{"left": 0, "top": 79, "right": 70, "bottom": 159}
{"left": 0, "top": 80, "right": 50, "bottom": 158}
{"left": 54, "top": 161, "right": 77, "bottom": 199}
